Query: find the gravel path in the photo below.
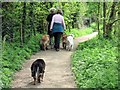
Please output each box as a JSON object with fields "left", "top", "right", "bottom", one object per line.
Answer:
{"left": 11, "top": 32, "right": 98, "bottom": 88}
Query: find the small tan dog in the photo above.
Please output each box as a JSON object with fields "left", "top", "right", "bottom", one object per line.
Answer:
{"left": 40, "top": 35, "right": 50, "bottom": 51}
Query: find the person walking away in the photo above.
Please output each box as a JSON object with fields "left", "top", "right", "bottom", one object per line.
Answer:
{"left": 50, "top": 9, "right": 66, "bottom": 51}
{"left": 46, "top": 8, "right": 56, "bottom": 48}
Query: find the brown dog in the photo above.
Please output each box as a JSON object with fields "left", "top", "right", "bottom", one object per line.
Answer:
{"left": 62, "top": 33, "right": 67, "bottom": 49}
{"left": 40, "top": 35, "right": 50, "bottom": 50}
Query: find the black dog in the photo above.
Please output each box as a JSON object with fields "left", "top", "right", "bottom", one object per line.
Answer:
{"left": 31, "top": 59, "right": 45, "bottom": 85}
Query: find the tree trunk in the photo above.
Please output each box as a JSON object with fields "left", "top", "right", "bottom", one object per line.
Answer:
{"left": 29, "top": 2, "right": 35, "bottom": 36}
{"left": 20, "top": 23, "right": 23, "bottom": 46}
{"left": 97, "top": 2, "right": 100, "bottom": 36}
{"left": 103, "top": 1, "right": 106, "bottom": 37}
{"left": 2, "top": 2, "right": 14, "bottom": 42}
{"left": 105, "top": 2, "right": 117, "bottom": 38}
{"left": 72, "top": 22, "right": 74, "bottom": 28}
{"left": 21, "top": 2, "right": 26, "bottom": 45}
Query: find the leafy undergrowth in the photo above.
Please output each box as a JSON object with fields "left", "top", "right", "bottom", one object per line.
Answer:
{"left": 72, "top": 36, "right": 118, "bottom": 88}
{"left": 1, "top": 33, "right": 42, "bottom": 88}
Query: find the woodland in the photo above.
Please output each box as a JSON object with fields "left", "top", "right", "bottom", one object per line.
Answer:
{"left": 1, "top": 1, "right": 119, "bottom": 88}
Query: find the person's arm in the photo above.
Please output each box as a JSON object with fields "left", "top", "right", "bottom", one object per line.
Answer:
{"left": 50, "top": 16, "right": 55, "bottom": 31}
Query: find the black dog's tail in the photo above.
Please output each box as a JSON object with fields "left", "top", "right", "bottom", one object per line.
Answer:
{"left": 37, "top": 65, "right": 45, "bottom": 76}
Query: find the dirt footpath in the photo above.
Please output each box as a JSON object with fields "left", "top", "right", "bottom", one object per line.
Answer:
{"left": 11, "top": 32, "right": 98, "bottom": 88}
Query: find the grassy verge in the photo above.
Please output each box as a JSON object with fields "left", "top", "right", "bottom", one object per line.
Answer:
{"left": 72, "top": 36, "right": 118, "bottom": 88}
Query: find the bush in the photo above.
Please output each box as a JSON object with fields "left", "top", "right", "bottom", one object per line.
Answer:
{"left": 0, "top": 71, "right": 4, "bottom": 89}
{"left": 90, "top": 22, "right": 103, "bottom": 32}
{"left": 1, "top": 68, "right": 13, "bottom": 88}
{"left": 26, "top": 34, "right": 42, "bottom": 53}
{"left": 72, "top": 37, "right": 118, "bottom": 88}
{"left": 90, "top": 23, "right": 97, "bottom": 30}
{"left": 1, "top": 33, "right": 42, "bottom": 88}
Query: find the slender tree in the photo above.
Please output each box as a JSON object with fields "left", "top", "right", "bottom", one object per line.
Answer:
{"left": 105, "top": 1, "right": 118, "bottom": 38}
{"left": 2, "top": 2, "right": 14, "bottom": 42}
{"left": 103, "top": 1, "right": 106, "bottom": 37}
{"left": 29, "top": 2, "right": 35, "bottom": 36}
{"left": 97, "top": 2, "right": 100, "bottom": 36}
{"left": 21, "top": 2, "right": 26, "bottom": 46}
